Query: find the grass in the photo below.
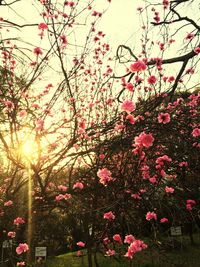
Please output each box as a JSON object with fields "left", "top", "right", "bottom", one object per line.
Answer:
{"left": 45, "top": 233, "right": 200, "bottom": 267}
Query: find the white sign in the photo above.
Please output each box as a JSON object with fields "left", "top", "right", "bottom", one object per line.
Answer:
{"left": 170, "top": 226, "right": 182, "bottom": 236}
{"left": 35, "top": 247, "right": 47, "bottom": 257}
{"left": 2, "top": 240, "right": 12, "bottom": 248}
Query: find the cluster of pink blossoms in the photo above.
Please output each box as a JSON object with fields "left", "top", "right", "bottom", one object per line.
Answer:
{"left": 55, "top": 193, "right": 71, "bottom": 202}
{"left": 13, "top": 217, "right": 25, "bottom": 226}
{"left": 121, "top": 100, "right": 135, "bottom": 113}
{"left": 186, "top": 199, "right": 196, "bottom": 211}
{"left": 16, "top": 243, "right": 29, "bottom": 255}
{"left": 125, "top": 239, "right": 148, "bottom": 259}
{"left": 146, "top": 211, "right": 157, "bottom": 221}
{"left": 97, "top": 168, "right": 113, "bottom": 185}
{"left": 134, "top": 132, "right": 154, "bottom": 148}
{"left": 157, "top": 112, "right": 170, "bottom": 124}
{"left": 103, "top": 211, "right": 115, "bottom": 220}
{"left": 105, "top": 234, "right": 147, "bottom": 259}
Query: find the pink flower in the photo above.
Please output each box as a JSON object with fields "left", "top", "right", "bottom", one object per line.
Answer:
{"left": 13, "top": 217, "right": 25, "bottom": 226}
{"left": 17, "top": 262, "right": 25, "bottom": 266}
{"left": 192, "top": 128, "right": 200, "bottom": 137}
{"left": 38, "top": 22, "right": 48, "bottom": 30}
{"left": 158, "top": 113, "right": 170, "bottom": 124}
{"left": 77, "top": 241, "right": 85, "bottom": 247}
{"left": 16, "top": 243, "right": 29, "bottom": 255}
{"left": 59, "top": 35, "right": 68, "bottom": 47}
{"left": 7, "top": 231, "right": 16, "bottom": 238}
{"left": 126, "top": 114, "right": 135, "bottom": 124}
{"left": 121, "top": 100, "right": 135, "bottom": 113}
{"left": 35, "top": 119, "right": 44, "bottom": 131}
{"left": 194, "top": 47, "right": 200, "bottom": 54}
{"left": 160, "top": 218, "right": 168, "bottom": 223}
{"left": 124, "top": 235, "right": 135, "bottom": 244}
{"left": 97, "top": 168, "right": 113, "bottom": 186}
{"left": 147, "top": 75, "right": 157, "bottom": 85}
{"left": 125, "top": 239, "right": 147, "bottom": 259}
{"left": 186, "top": 33, "right": 194, "bottom": 40}
{"left": 99, "top": 154, "right": 105, "bottom": 159}
{"left": 126, "top": 83, "right": 134, "bottom": 92}
{"left": 55, "top": 193, "right": 71, "bottom": 201}
{"left": 76, "top": 250, "right": 82, "bottom": 257}
{"left": 4, "top": 200, "right": 13, "bottom": 206}
{"left": 4, "top": 101, "right": 14, "bottom": 110}
{"left": 19, "top": 110, "right": 27, "bottom": 118}
{"left": 134, "top": 132, "right": 154, "bottom": 148}
{"left": 146, "top": 211, "right": 157, "bottom": 221}
{"left": 33, "top": 47, "right": 43, "bottom": 56}
{"left": 130, "top": 61, "right": 147, "bottom": 72}
{"left": 165, "top": 186, "right": 174, "bottom": 193}
{"left": 113, "top": 234, "right": 122, "bottom": 244}
{"left": 103, "top": 211, "right": 115, "bottom": 220}
{"left": 73, "top": 182, "right": 84, "bottom": 190}
{"left": 105, "top": 249, "right": 115, "bottom": 256}
{"left": 57, "top": 185, "right": 68, "bottom": 192}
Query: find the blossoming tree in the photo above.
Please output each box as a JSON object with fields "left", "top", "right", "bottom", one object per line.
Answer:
{"left": 0, "top": 0, "right": 199, "bottom": 266}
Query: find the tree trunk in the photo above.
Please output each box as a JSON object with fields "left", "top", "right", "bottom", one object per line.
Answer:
{"left": 94, "top": 251, "right": 100, "bottom": 267}
{"left": 87, "top": 247, "right": 93, "bottom": 267}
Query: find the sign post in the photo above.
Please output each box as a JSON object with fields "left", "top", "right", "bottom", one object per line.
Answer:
{"left": 170, "top": 226, "right": 182, "bottom": 236}
{"left": 1, "top": 240, "right": 13, "bottom": 265}
{"left": 35, "top": 247, "right": 47, "bottom": 264}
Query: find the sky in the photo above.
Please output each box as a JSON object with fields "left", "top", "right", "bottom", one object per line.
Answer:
{"left": 2, "top": 0, "right": 141, "bottom": 50}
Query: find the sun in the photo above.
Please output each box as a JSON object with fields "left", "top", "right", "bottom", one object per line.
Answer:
{"left": 22, "top": 140, "right": 36, "bottom": 157}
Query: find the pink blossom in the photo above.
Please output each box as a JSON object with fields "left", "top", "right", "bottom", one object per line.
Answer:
{"left": 33, "top": 47, "right": 43, "bottom": 56}
{"left": 125, "top": 239, "right": 147, "bottom": 259}
{"left": 124, "top": 235, "right": 135, "bottom": 244}
{"left": 16, "top": 243, "right": 29, "bottom": 255}
{"left": 146, "top": 211, "right": 157, "bottom": 221}
{"left": 130, "top": 61, "right": 147, "bottom": 72}
{"left": 73, "top": 182, "right": 84, "bottom": 190}
{"left": 187, "top": 199, "right": 196, "bottom": 205}
{"left": 97, "top": 168, "right": 113, "bottom": 185}
{"left": 194, "top": 47, "right": 200, "bottom": 54}
{"left": 77, "top": 241, "right": 85, "bottom": 247}
{"left": 126, "top": 114, "right": 135, "bottom": 124}
{"left": 160, "top": 218, "right": 168, "bottom": 223}
{"left": 38, "top": 22, "right": 48, "bottom": 30}
{"left": 105, "top": 249, "right": 115, "bottom": 256}
{"left": 57, "top": 185, "right": 68, "bottom": 192}
{"left": 4, "top": 200, "right": 13, "bottom": 206}
{"left": 147, "top": 75, "right": 157, "bottom": 85}
{"left": 7, "top": 231, "right": 16, "bottom": 238}
{"left": 55, "top": 193, "right": 71, "bottom": 201}
{"left": 103, "top": 211, "right": 115, "bottom": 220}
{"left": 19, "top": 110, "right": 27, "bottom": 118}
{"left": 165, "top": 186, "right": 174, "bottom": 193}
{"left": 13, "top": 217, "right": 25, "bottom": 226}
{"left": 99, "top": 154, "right": 105, "bottom": 159}
{"left": 168, "top": 76, "right": 175, "bottom": 82}
{"left": 121, "top": 100, "right": 135, "bottom": 113}
{"left": 186, "top": 33, "right": 194, "bottom": 40}
{"left": 126, "top": 83, "right": 134, "bottom": 92}
{"left": 192, "top": 128, "right": 200, "bottom": 137}
{"left": 113, "top": 234, "right": 122, "bottom": 244}
{"left": 149, "top": 177, "right": 157, "bottom": 184}
{"left": 158, "top": 113, "right": 170, "bottom": 124}
{"left": 134, "top": 132, "right": 154, "bottom": 148}
{"left": 76, "top": 250, "right": 82, "bottom": 257}
{"left": 35, "top": 119, "right": 44, "bottom": 131}
{"left": 4, "top": 101, "right": 14, "bottom": 110}
{"left": 17, "top": 262, "right": 25, "bottom": 266}
{"left": 163, "top": 0, "right": 169, "bottom": 9}
{"left": 60, "top": 35, "right": 68, "bottom": 48}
